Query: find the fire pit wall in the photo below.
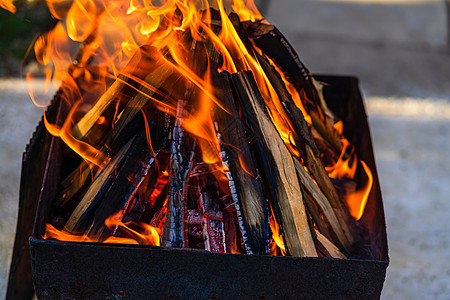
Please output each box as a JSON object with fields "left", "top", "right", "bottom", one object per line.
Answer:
{"left": 29, "top": 75, "right": 388, "bottom": 299}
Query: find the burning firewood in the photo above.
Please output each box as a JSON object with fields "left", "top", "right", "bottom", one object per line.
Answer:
{"left": 229, "top": 71, "right": 316, "bottom": 257}
{"left": 250, "top": 49, "right": 357, "bottom": 251}
{"left": 195, "top": 163, "right": 226, "bottom": 253}
{"left": 244, "top": 22, "right": 342, "bottom": 155}
{"left": 35, "top": 1, "right": 374, "bottom": 260}
{"left": 162, "top": 99, "right": 196, "bottom": 247}
{"left": 214, "top": 73, "right": 272, "bottom": 255}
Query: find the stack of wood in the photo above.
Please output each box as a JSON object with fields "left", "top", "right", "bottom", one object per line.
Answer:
{"left": 44, "top": 8, "right": 370, "bottom": 259}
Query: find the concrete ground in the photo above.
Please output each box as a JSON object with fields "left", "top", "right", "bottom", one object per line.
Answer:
{"left": 264, "top": 1, "right": 450, "bottom": 298}
{"left": 1, "top": 0, "right": 449, "bottom": 299}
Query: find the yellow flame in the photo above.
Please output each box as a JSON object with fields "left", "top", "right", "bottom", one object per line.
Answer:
{"left": 345, "top": 160, "right": 373, "bottom": 220}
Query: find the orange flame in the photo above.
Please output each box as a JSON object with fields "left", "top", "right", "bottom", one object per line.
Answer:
{"left": 325, "top": 138, "right": 357, "bottom": 179}
{"left": 104, "top": 211, "right": 161, "bottom": 245}
{"left": 269, "top": 205, "right": 286, "bottom": 256}
{"left": 325, "top": 128, "right": 373, "bottom": 220}
{"left": 45, "top": 211, "right": 161, "bottom": 245}
{"left": 344, "top": 160, "right": 373, "bottom": 220}
{"left": 0, "top": 0, "right": 16, "bottom": 13}
{"left": 28, "top": 0, "right": 297, "bottom": 171}
{"left": 44, "top": 101, "right": 109, "bottom": 167}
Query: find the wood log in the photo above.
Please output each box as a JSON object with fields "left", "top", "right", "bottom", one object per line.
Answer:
{"left": 213, "top": 73, "right": 270, "bottom": 255}
{"left": 294, "top": 158, "right": 353, "bottom": 253}
{"left": 138, "top": 163, "right": 170, "bottom": 226}
{"left": 84, "top": 126, "right": 158, "bottom": 238}
{"left": 161, "top": 99, "right": 196, "bottom": 248}
{"left": 315, "top": 229, "right": 347, "bottom": 259}
{"left": 64, "top": 108, "right": 166, "bottom": 234}
{"left": 161, "top": 30, "right": 223, "bottom": 247}
{"left": 57, "top": 74, "right": 175, "bottom": 211}
{"left": 196, "top": 164, "right": 226, "bottom": 253}
{"left": 108, "top": 149, "right": 171, "bottom": 238}
{"left": 251, "top": 49, "right": 343, "bottom": 209}
{"left": 64, "top": 136, "right": 133, "bottom": 232}
{"left": 55, "top": 106, "right": 145, "bottom": 210}
{"left": 301, "top": 187, "right": 332, "bottom": 242}
{"left": 249, "top": 38, "right": 358, "bottom": 250}
{"left": 137, "top": 150, "right": 171, "bottom": 211}
{"left": 58, "top": 162, "right": 93, "bottom": 209}
{"left": 244, "top": 22, "right": 343, "bottom": 157}
{"left": 72, "top": 46, "right": 173, "bottom": 140}
{"left": 230, "top": 71, "right": 316, "bottom": 257}
{"left": 223, "top": 206, "right": 242, "bottom": 254}
{"left": 147, "top": 184, "right": 169, "bottom": 230}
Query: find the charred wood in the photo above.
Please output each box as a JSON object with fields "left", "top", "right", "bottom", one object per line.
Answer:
{"left": 230, "top": 71, "right": 316, "bottom": 257}
{"left": 162, "top": 99, "right": 196, "bottom": 248}
{"left": 245, "top": 22, "right": 343, "bottom": 157}
{"left": 195, "top": 164, "right": 225, "bottom": 253}
{"left": 213, "top": 73, "right": 270, "bottom": 255}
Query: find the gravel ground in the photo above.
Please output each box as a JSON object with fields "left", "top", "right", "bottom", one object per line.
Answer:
{"left": 1, "top": 0, "right": 449, "bottom": 298}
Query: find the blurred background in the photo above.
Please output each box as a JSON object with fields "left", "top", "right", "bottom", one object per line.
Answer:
{"left": 1, "top": 0, "right": 449, "bottom": 299}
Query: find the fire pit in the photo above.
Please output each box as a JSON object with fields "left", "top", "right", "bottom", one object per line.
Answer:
{"left": 6, "top": 0, "right": 388, "bottom": 299}
{"left": 9, "top": 76, "right": 388, "bottom": 299}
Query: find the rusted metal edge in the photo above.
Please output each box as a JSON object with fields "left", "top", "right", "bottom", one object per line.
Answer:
{"left": 30, "top": 237, "right": 388, "bottom": 299}
{"left": 6, "top": 92, "right": 64, "bottom": 300}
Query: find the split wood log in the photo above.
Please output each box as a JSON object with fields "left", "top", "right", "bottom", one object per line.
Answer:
{"left": 315, "top": 229, "right": 347, "bottom": 259}
{"left": 213, "top": 73, "right": 270, "bottom": 255}
{"left": 57, "top": 69, "right": 176, "bottom": 210}
{"left": 84, "top": 127, "right": 158, "bottom": 238}
{"left": 138, "top": 164, "right": 170, "bottom": 226}
{"left": 230, "top": 71, "right": 317, "bottom": 257}
{"left": 193, "top": 21, "right": 271, "bottom": 254}
{"left": 162, "top": 31, "right": 223, "bottom": 248}
{"left": 72, "top": 46, "right": 174, "bottom": 141}
{"left": 244, "top": 22, "right": 343, "bottom": 157}
{"left": 58, "top": 161, "right": 93, "bottom": 209}
{"left": 249, "top": 51, "right": 356, "bottom": 250}
{"left": 56, "top": 106, "right": 147, "bottom": 212}
{"left": 65, "top": 108, "right": 166, "bottom": 234}
{"left": 161, "top": 99, "right": 196, "bottom": 248}
{"left": 108, "top": 149, "right": 170, "bottom": 236}
{"left": 223, "top": 205, "right": 242, "bottom": 254}
{"left": 294, "top": 158, "right": 353, "bottom": 253}
{"left": 301, "top": 188, "right": 332, "bottom": 242}
{"left": 252, "top": 50, "right": 342, "bottom": 206}
{"left": 64, "top": 137, "right": 133, "bottom": 231}
{"left": 147, "top": 184, "right": 169, "bottom": 230}
{"left": 137, "top": 151, "right": 171, "bottom": 212}
{"left": 196, "top": 164, "right": 226, "bottom": 253}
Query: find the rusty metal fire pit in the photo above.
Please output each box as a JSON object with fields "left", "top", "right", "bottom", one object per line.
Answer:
{"left": 8, "top": 75, "right": 388, "bottom": 299}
